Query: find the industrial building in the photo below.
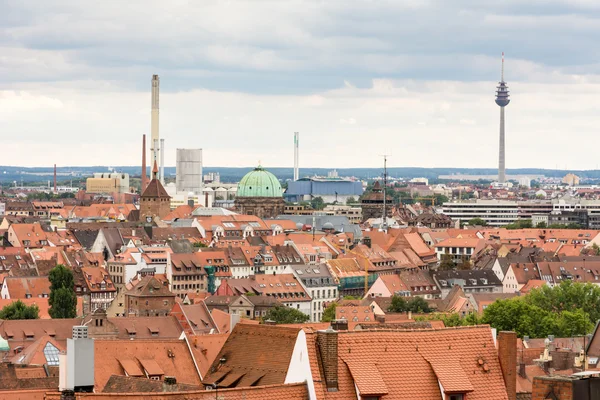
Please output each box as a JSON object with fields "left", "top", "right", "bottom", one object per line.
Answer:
{"left": 175, "top": 148, "right": 203, "bottom": 194}
{"left": 285, "top": 177, "right": 363, "bottom": 204}
{"left": 86, "top": 173, "right": 130, "bottom": 194}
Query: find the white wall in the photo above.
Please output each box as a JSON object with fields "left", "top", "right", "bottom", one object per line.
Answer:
{"left": 365, "top": 277, "right": 392, "bottom": 298}
{"left": 1, "top": 280, "right": 9, "bottom": 299}
{"left": 285, "top": 330, "right": 317, "bottom": 400}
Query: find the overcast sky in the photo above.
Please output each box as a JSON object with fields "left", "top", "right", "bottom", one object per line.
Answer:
{"left": 2, "top": 1, "right": 600, "bottom": 169}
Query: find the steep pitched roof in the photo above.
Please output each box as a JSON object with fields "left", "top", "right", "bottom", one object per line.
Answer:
{"left": 203, "top": 324, "right": 300, "bottom": 388}
{"left": 307, "top": 326, "right": 509, "bottom": 400}
{"left": 93, "top": 339, "right": 201, "bottom": 391}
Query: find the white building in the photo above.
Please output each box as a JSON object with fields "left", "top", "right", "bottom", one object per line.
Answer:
{"left": 176, "top": 148, "right": 203, "bottom": 194}
{"left": 442, "top": 200, "right": 519, "bottom": 227}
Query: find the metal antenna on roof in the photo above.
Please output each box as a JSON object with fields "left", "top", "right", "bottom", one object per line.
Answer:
{"left": 380, "top": 154, "right": 390, "bottom": 231}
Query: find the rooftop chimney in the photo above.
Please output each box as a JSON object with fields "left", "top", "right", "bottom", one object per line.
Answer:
{"left": 317, "top": 327, "right": 339, "bottom": 392}
{"left": 363, "top": 236, "right": 372, "bottom": 248}
{"left": 330, "top": 319, "right": 348, "bottom": 331}
{"left": 498, "top": 331, "right": 517, "bottom": 400}
{"left": 60, "top": 326, "right": 94, "bottom": 393}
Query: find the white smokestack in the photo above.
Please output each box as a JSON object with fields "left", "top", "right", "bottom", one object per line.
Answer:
{"left": 160, "top": 138, "right": 165, "bottom": 184}
{"left": 151, "top": 75, "right": 160, "bottom": 171}
{"left": 294, "top": 132, "right": 299, "bottom": 181}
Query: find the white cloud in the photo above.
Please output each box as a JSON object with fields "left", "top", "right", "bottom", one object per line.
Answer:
{"left": 2, "top": 1, "right": 600, "bottom": 170}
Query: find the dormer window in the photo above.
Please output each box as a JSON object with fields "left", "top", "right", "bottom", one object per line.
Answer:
{"left": 449, "top": 395, "right": 465, "bottom": 400}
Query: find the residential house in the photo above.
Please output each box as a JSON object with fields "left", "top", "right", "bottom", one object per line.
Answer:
{"left": 432, "top": 270, "right": 503, "bottom": 298}
{"left": 366, "top": 274, "right": 411, "bottom": 298}
{"left": 293, "top": 264, "right": 337, "bottom": 322}
{"left": 434, "top": 237, "right": 482, "bottom": 264}
{"left": 124, "top": 275, "right": 175, "bottom": 317}
{"left": 398, "top": 268, "right": 441, "bottom": 299}
{"left": 81, "top": 266, "right": 116, "bottom": 312}
{"left": 1, "top": 276, "right": 51, "bottom": 299}
{"left": 7, "top": 223, "right": 49, "bottom": 248}
{"left": 216, "top": 273, "right": 312, "bottom": 316}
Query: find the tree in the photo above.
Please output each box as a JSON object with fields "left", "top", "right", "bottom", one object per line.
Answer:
{"left": 505, "top": 219, "right": 533, "bottom": 229}
{"left": 49, "top": 265, "right": 77, "bottom": 319}
{"left": 467, "top": 218, "right": 487, "bottom": 226}
{"left": 311, "top": 196, "right": 325, "bottom": 210}
{"left": 556, "top": 308, "right": 594, "bottom": 337}
{"left": 457, "top": 256, "right": 472, "bottom": 270}
{"left": 481, "top": 298, "right": 559, "bottom": 338}
{"left": 346, "top": 197, "right": 356, "bottom": 205}
{"left": 526, "top": 280, "right": 600, "bottom": 323}
{"left": 438, "top": 254, "right": 456, "bottom": 271}
{"left": 321, "top": 302, "right": 337, "bottom": 322}
{"left": 387, "top": 295, "right": 408, "bottom": 313}
{"left": 0, "top": 300, "right": 40, "bottom": 320}
{"left": 263, "top": 306, "right": 309, "bottom": 324}
{"left": 536, "top": 221, "right": 547, "bottom": 228}
{"left": 407, "top": 297, "right": 431, "bottom": 313}
{"left": 193, "top": 242, "right": 208, "bottom": 248}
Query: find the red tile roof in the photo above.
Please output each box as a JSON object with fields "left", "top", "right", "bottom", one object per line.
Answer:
{"left": 203, "top": 323, "right": 300, "bottom": 388}
{"left": 4, "top": 277, "right": 51, "bottom": 299}
{"left": 93, "top": 339, "right": 201, "bottom": 391}
{"left": 307, "top": 325, "right": 509, "bottom": 400}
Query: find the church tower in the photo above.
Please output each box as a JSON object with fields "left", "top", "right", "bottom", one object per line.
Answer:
{"left": 140, "top": 161, "right": 171, "bottom": 221}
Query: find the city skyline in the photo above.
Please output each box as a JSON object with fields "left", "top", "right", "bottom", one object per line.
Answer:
{"left": 2, "top": 1, "right": 600, "bottom": 169}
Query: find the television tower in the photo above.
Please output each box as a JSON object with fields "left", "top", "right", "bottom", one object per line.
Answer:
{"left": 150, "top": 75, "right": 161, "bottom": 182}
{"left": 495, "top": 52, "right": 510, "bottom": 184}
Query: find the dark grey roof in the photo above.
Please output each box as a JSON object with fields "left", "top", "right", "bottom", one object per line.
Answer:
{"left": 169, "top": 239, "right": 195, "bottom": 254}
{"left": 246, "top": 296, "right": 282, "bottom": 307}
{"left": 102, "top": 228, "right": 125, "bottom": 255}
{"left": 432, "top": 270, "right": 502, "bottom": 288}
{"left": 275, "top": 215, "right": 361, "bottom": 239}
{"left": 72, "top": 229, "right": 100, "bottom": 250}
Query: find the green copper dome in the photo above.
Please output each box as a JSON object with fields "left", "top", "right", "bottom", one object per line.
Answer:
{"left": 237, "top": 165, "right": 282, "bottom": 198}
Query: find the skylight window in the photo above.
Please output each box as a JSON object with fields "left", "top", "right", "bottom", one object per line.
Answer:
{"left": 43, "top": 342, "right": 60, "bottom": 366}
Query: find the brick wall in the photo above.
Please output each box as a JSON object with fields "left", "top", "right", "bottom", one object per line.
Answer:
{"left": 532, "top": 376, "right": 573, "bottom": 400}
{"left": 317, "top": 329, "right": 338, "bottom": 391}
{"left": 498, "top": 331, "right": 517, "bottom": 400}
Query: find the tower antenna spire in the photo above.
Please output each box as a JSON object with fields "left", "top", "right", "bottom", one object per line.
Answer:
{"left": 501, "top": 51, "right": 505, "bottom": 81}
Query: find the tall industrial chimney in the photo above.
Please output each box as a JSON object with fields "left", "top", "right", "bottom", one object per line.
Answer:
{"left": 160, "top": 138, "right": 165, "bottom": 185}
{"left": 150, "top": 75, "right": 160, "bottom": 181}
{"left": 53, "top": 164, "right": 57, "bottom": 194}
{"left": 293, "top": 132, "right": 299, "bottom": 181}
{"left": 141, "top": 134, "right": 148, "bottom": 192}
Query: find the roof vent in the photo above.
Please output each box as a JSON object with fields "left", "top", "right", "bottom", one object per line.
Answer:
{"left": 72, "top": 326, "right": 88, "bottom": 339}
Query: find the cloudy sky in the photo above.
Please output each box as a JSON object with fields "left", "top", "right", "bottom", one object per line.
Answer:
{"left": 2, "top": 1, "right": 600, "bottom": 169}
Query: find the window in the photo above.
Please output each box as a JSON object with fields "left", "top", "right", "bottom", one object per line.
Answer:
{"left": 449, "top": 395, "right": 464, "bottom": 400}
{"left": 43, "top": 342, "right": 60, "bottom": 366}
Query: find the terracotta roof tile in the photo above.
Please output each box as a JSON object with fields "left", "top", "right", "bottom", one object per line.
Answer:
{"left": 203, "top": 324, "right": 300, "bottom": 388}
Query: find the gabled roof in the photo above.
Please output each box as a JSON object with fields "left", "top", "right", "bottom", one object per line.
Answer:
{"left": 307, "top": 326, "right": 509, "bottom": 400}
{"left": 141, "top": 174, "right": 171, "bottom": 199}
{"left": 93, "top": 339, "right": 201, "bottom": 391}
{"left": 4, "top": 276, "right": 51, "bottom": 299}
{"left": 203, "top": 324, "right": 300, "bottom": 388}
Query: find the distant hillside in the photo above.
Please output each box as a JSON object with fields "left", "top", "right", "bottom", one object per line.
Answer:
{"left": 1, "top": 165, "right": 599, "bottom": 185}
